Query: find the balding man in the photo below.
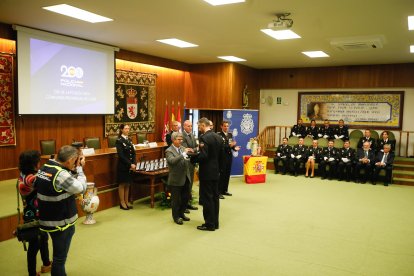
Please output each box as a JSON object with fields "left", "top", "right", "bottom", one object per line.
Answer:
{"left": 372, "top": 144, "right": 394, "bottom": 186}
{"left": 166, "top": 121, "right": 181, "bottom": 146}
{"left": 354, "top": 141, "right": 375, "bottom": 184}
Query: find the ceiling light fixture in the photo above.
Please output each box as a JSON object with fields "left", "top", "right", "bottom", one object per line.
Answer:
{"left": 42, "top": 4, "right": 113, "bottom": 23}
{"left": 261, "top": 13, "right": 301, "bottom": 40}
{"left": 302, "top": 51, "right": 329, "bottom": 58}
{"left": 157, "top": 38, "right": 198, "bottom": 48}
{"left": 410, "top": 45, "right": 414, "bottom": 53}
{"left": 203, "top": 0, "right": 245, "bottom": 6}
{"left": 218, "top": 56, "right": 246, "bottom": 62}
{"left": 409, "top": 16, "right": 414, "bottom": 30}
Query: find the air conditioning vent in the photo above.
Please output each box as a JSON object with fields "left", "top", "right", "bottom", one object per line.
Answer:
{"left": 330, "top": 36, "right": 385, "bottom": 51}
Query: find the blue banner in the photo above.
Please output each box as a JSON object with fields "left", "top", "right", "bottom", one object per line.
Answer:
{"left": 222, "top": 109, "right": 259, "bottom": 176}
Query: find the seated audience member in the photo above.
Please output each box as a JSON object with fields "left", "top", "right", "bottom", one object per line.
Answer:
{"left": 337, "top": 140, "right": 356, "bottom": 182}
{"left": 274, "top": 137, "right": 292, "bottom": 175}
{"left": 376, "top": 131, "right": 396, "bottom": 153}
{"left": 372, "top": 144, "right": 394, "bottom": 186}
{"left": 354, "top": 141, "right": 375, "bottom": 183}
{"left": 318, "top": 120, "right": 334, "bottom": 140}
{"left": 289, "top": 137, "right": 308, "bottom": 176}
{"left": 334, "top": 119, "right": 349, "bottom": 141}
{"left": 306, "top": 120, "right": 319, "bottom": 140}
{"left": 305, "top": 140, "right": 321, "bottom": 178}
{"left": 357, "top": 129, "right": 376, "bottom": 150}
{"left": 290, "top": 118, "right": 306, "bottom": 138}
{"left": 318, "top": 140, "right": 339, "bottom": 180}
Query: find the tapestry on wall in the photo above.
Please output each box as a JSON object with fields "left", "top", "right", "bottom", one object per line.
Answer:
{"left": 0, "top": 53, "right": 16, "bottom": 146}
{"left": 105, "top": 70, "right": 156, "bottom": 136}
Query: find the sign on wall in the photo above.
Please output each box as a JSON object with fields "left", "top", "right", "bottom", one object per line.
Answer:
{"left": 298, "top": 91, "right": 404, "bottom": 129}
{"left": 223, "top": 109, "right": 258, "bottom": 176}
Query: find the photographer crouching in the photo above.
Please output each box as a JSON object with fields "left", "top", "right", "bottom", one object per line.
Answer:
{"left": 34, "top": 145, "right": 87, "bottom": 275}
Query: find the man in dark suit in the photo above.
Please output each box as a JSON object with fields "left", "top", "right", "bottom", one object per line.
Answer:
{"left": 166, "top": 121, "right": 181, "bottom": 147}
{"left": 194, "top": 117, "right": 223, "bottom": 231}
{"left": 372, "top": 144, "right": 394, "bottom": 186}
{"left": 290, "top": 118, "right": 306, "bottom": 138}
{"left": 318, "top": 120, "right": 334, "bottom": 140}
{"left": 289, "top": 137, "right": 308, "bottom": 176}
{"left": 217, "top": 120, "right": 240, "bottom": 198}
{"left": 354, "top": 141, "right": 375, "bottom": 183}
{"left": 165, "top": 132, "right": 193, "bottom": 225}
{"left": 357, "top": 129, "right": 376, "bottom": 150}
{"left": 319, "top": 140, "right": 339, "bottom": 180}
{"left": 181, "top": 120, "right": 198, "bottom": 210}
{"left": 274, "top": 137, "right": 292, "bottom": 175}
{"left": 337, "top": 140, "right": 355, "bottom": 182}
{"left": 333, "top": 119, "right": 349, "bottom": 141}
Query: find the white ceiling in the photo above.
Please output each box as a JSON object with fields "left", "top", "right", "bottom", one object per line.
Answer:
{"left": 1, "top": 0, "right": 414, "bottom": 69}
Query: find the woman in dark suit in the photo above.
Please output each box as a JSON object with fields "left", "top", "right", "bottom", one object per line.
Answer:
{"left": 116, "top": 124, "right": 136, "bottom": 210}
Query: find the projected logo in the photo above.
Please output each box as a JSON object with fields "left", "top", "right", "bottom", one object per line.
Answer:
{"left": 126, "top": 88, "right": 138, "bottom": 119}
{"left": 60, "top": 65, "right": 84, "bottom": 87}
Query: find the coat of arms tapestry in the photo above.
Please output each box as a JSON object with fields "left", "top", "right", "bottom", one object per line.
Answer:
{"left": 0, "top": 53, "right": 16, "bottom": 146}
{"left": 105, "top": 70, "right": 156, "bottom": 136}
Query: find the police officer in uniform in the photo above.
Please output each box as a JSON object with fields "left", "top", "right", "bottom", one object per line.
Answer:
{"left": 116, "top": 124, "right": 137, "bottom": 210}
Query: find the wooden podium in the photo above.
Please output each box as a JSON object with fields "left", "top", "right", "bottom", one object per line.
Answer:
{"left": 243, "top": 155, "right": 268, "bottom": 184}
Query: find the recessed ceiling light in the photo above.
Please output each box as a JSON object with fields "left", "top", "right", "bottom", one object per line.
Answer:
{"left": 218, "top": 56, "right": 246, "bottom": 62}
{"left": 409, "top": 16, "right": 414, "bottom": 30}
{"left": 302, "top": 51, "right": 329, "bottom": 58}
{"left": 203, "top": 0, "right": 245, "bottom": 6}
{"left": 410, "top": 45, "right": 414, "bottom": 53}
{"left": 261, "top": 29, "right": 301, "bottom": 40}
{"left": 157, "top": 38, "right": 198, "bottom": 48}
{"left": 43, "top": 4, "right": 113, "bottom": 23}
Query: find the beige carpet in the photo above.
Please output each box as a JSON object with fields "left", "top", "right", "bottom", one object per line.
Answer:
{"left": 1, "top": 173, "right": 414, "bottom": 275}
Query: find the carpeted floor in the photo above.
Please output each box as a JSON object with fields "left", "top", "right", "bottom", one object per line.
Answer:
{"left": 1, "top": 172, "right": 414, "bottom": 275}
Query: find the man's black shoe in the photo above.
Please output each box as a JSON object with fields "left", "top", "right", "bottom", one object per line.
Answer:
{"left": 384, "top": 183, "right": 389, "bottom": 186}
{"left": 197, "top": 225, "right": 215, "bottom": 231}
{"left": 187, "top": 205, "right": 198, "bottom": 210}
{"left": 174, "top": 218, "right": 183, "bottom": 225}
{"left": 223, "top": 192, "right": 232, "bottom": 196}
{"left": 180, "top": 215, "right": 190, "bottom": 221}
{"left": 184, "top": 209, "right": 190, "bottom": 214}
{"left": 219, "top": 194, "right": 225, "bottom": 199}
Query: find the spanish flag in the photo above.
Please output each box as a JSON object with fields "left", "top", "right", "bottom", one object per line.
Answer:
{"left": 243, "top": 156, "right": 268, "bottom": 184}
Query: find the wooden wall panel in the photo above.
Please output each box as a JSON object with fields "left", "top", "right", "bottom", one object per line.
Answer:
{"left": 185, "top": 63, "right": 233, "bottom": 109}
{"left": 259, "top": 64, "right": 414, "bottom": 89}
{"left": 232, "top": 63, "right": 260, "bottom": 110}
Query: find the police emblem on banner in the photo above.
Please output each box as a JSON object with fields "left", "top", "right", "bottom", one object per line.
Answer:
{"left": 240, "top": 113, "right": 254, "bottom": 135}
{"left": 126, "top": 88, "right": 138, "bottom": 119}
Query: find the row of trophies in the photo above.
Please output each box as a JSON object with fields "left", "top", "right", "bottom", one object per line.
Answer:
{"left": 136, "top": 158, "right": 168, "bottom": 172}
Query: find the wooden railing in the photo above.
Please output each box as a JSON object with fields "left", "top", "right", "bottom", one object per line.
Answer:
{"left": 258, "top": 126, "right": 414, "bottom": 157}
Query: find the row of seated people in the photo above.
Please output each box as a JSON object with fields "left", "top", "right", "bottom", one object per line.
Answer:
{"left": 291, "top": 119, "right": 350, "bottom": 140}
{"left": 274, "top": 137, "right": 394, "bottom": 186}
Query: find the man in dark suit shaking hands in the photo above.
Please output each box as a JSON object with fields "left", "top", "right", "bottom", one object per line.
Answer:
{"left": 165, "top": 132, "right": 193, "bottom": 225}
{"left": 194, "top": 117, "right": 223, "bottom": 231}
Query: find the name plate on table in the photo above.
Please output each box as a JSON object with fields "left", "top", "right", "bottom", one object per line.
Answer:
{"left": 148, "top": 142, "right": 158, "bottom": 148}
{"left": 82, "top": 148, "right": 96, "bottom": 156}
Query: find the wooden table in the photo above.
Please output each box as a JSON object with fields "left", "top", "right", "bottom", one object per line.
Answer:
{"left": 133, "top": 168, "right": 169, "bottom": 208}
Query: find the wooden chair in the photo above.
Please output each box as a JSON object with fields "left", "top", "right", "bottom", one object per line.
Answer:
{"left": 369, "top": 130, "right": 379, "bottom": 140}
{"left": 317, "top": 138, "right": 328, "bottom": 148}
{"left": 349, "top": 129, "right": 363, "bottom": 140}
{"left": 333, "top": 138, "right": 344, "bottom": 149}
{"left": 40, "top": 139, "right": 56, "bottom": 155}
{"left": 350, "top": 138, "right": 359, "bottom": 150}
{"left": 287, "top": 136, "right": 299, "bottom": 146}
{"left": 84, "top": 137, "right": 101, "bottom": 149}
{"left": 137, "top": 133, "right": 147, "bottom": 143}
{"left": 303, "top": 136, "right": 313, "bottom": 147}
{"left": 107, "top": 135, "right": 118, "bottom": 148}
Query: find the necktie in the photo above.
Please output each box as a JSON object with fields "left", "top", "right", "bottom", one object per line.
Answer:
{"left": 381, "top": 153, "right": 387, "bottom": 164}
{"left": 365, "top": 151, "right": 368, "bottom": 158}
